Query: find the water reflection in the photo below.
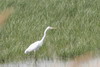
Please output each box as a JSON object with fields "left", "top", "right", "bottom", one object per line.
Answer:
{"left": 0, "top": 58, "right": 100, "bottom": 67}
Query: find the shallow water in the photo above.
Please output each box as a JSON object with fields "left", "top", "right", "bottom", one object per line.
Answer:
{"left": 0, "top": 58, "right": 100, "bottom": 67}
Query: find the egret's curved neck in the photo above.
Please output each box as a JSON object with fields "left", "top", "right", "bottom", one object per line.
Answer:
{"left": 41, "top": 28, "right": 49, "bottom": 42}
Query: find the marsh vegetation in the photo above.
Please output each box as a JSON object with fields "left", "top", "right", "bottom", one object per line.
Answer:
{"left": 0, "top": 0, "right": 100, "bottom": 64}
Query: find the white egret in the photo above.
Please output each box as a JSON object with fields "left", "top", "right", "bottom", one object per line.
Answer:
{"left": 24, "top": 26, "right": 55, "bottom": 54}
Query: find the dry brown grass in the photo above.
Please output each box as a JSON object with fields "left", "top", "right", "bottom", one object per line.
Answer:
{"left": 0, "top": 7, "right": 14, "bottom": 26}
{"left": 70, "top": 52, "right": 93, "bottom": 67}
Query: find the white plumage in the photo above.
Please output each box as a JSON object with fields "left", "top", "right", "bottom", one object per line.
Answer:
{"left": 24, "top": 26, "right": 55, "bottom": 54}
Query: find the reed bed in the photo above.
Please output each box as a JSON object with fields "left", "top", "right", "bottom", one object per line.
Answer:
{"left": 0, "top": 0, "right": 100, "bottom": 63}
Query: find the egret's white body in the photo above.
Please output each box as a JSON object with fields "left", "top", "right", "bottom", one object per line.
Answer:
{"left": 24, "top": 26, "right": 54, "bottom": 54}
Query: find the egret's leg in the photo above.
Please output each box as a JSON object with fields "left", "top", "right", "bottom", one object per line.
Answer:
{"left": 34, "top": 52, "right": 37, "bottom": 64}
{"left": 32, "top": 52, "right": 37, "bottom": 67}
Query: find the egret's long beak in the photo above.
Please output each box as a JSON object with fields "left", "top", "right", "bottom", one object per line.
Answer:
{"left": 51, "top": 27, "right": 56, "bottom": 29}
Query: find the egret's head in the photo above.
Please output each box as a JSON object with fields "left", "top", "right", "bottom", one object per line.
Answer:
{"left": 47, "top": 26, "right": 56, "bottom": 30}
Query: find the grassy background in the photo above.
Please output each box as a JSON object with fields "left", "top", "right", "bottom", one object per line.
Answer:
{"left": 0, "top": 0, "right": 100, "bottom": 63}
